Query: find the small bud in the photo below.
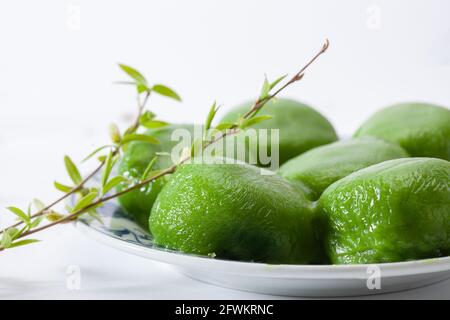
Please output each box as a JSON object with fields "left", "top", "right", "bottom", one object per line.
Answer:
{"left": 109, "top": 123, "right": 122, "bottom": 144}
{"left": 236, "top": 116, "right": 246, "bottom": 129}
{"left": 46, "top": 211, "right": 64, "bottom": 222}
{"left": 321, "top": 38, "right": 330, "bottom": 53}
{"left": 293, "top": 72, "right": 305, "bottom": 81}
{"left": 79, "top": 188, "right": 90, "bottom": 197}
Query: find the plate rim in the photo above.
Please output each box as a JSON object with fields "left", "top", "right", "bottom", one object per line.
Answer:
{"left": 76, "top": 220, "right": 450, "bottom": 280}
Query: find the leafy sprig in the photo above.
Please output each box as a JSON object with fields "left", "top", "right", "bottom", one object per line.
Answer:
{"left": 0, "top": 63, "right": 182, "bottom": 249}
{"left": 0, "top": 39, "right": 329, "bottom": 251}
{"left": 118, "top": 64, "right": 181, "bottom": 101}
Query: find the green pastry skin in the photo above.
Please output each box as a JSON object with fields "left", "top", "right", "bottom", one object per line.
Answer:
{"left": 220, "top": 98, "right": 338, "bottom": 165}
{"left": 118, "top": 101, "right": 450, "bottom": 265}
{"left": 354, "top": 102, "right": 450, "bottom": 160}
{"left": 278, "top": 137, "right": 409, "bottom": 200}
{"left": 319, "top": 158, "right": 450, "bottom": 264}
{"left": 149, "top": 160, "right": 323, "bottom": 264}
{"left": 117, "top": 124, "right": 194, "bottom": 229}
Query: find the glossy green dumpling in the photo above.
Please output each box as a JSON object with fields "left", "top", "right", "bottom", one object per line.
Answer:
{"left": 117, "top": 124, "right": 194, "bottom": 228}
{"left": 150, "top": 160, "right": 322, "bottom": 264}
{"left": 278, "top": 137, "right": 409, "bottom": 199}
{"left": 220, "top": 98, "right": 338, "bottom": 165}
{"left": 354, "top": 102, "right": 450, "bottom": 160}
{"left": 319, "top": 158, "right": 450, "bottom": 264}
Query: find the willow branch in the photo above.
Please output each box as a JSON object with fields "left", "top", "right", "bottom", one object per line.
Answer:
{"left": 0, "top": 91, "right": 153, "bottom": 235}
{"left": 125, "top": 91, "right": 151, "bottom": 135}
{"left": 243, "top": 38, "right": 329, "bottom": 119}
{"left": 0, "top": 39, "right": 329, "bottom": 249}
{"left": 10, "top": 166, "right": 177, "bottom": 241}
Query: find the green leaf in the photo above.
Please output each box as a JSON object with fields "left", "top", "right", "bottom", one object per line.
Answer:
{"left": 137, "top": 83, "right": 149, "bottom": 94}
{"left": 7, "top": 207, "right": 30, "bottom": 224}
{"left": 46, "top": 211, "right": 64, "bottom": 222}
{"left": 240, "top": 115, "right": 273, "bottom": 129}
{"left": 191, "top": 138, "right": 204, "bottom": 158}
{"left": 236, "top": 114, "right": 245, "bottom": 128}
{"left": 138, "top": 112, "right": 168, "bottom": 129}
{"left": 64, "top": 155, "right": 82, "bottom": 185}
{"left": 109, "top": 124, "right": 122, "bottom": 144}
{"left": 33, "top": 199, "right": 46, "bottom": 211}
{"left": 9, "top": 239, "right": 40, "bottom": 248}
{"left": 269, "top": 74, "right": 288, "bottom": 90}
{"left": 101, "top": 150, "right": 117, "bottom": 187}
{"left": 140, "top": 119, "right": 169, "bottom": 129}
{"left": 141, "top": 169, "right": 165, "bottom": 181}
{"left": 29, "top": 216, "right": 45, "bottom": 229}
{"left": 87, "top": 209, "right": 104, "bottom": 224}
{"left": 0, "top": 227, "right": 22, "bottom": 248}
{"left": 121, "top": 134, "right": 160, "bottom": 145}
{"left": 118, "top": 64, "right": 148, "bottom": 86}
{"left": 102, "top": 176, "right": 128, "bottom": 195}
{"left": 215, "top": 122, "right": 235, "bottom": 131}
{"left": 204, "top": 101, "right": 219, "bottom": 133}
{"left": 27, "top": 202, "right": 32, "bottom": 217}
{"left": 152, "top": 84, "right": 181, "bottom": 102}
{"left": 259, "top": 76, "right": 271, "bottom": 100}
{"left": 139, "top": 111, "right": 156, "bottom": 122}
{"left": 5, "top": 227, "right": 20, "bottom": 240}
{"left": 54, "top": 181, "right": 73, "bottom": 193}
{"left": 82, "top": 145, "right": 115, "bottom": 162}
{"left": 141, "top": 156, "right": 158, "bottom": 180}
{"left": 72, "top": 190, "right": 99, "bottom": 213}
{"left": 1, "top": 232, "right": 12, "bottom": 249}
{"left": 155, "top": 152, "right": 171, "bottom": 157}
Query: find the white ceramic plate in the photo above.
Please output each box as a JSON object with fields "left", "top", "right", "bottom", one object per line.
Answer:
{"left": 75, "top": 199, "right": 450, "bottom": 297}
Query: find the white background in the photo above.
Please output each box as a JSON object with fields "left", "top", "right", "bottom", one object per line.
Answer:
{"left": 0, "top": 0, "right": 449, "bottom": 299}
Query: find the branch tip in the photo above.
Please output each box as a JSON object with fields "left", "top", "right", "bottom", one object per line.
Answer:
{"left": 321, "top": 39, "right": 330, "bottom": 53}
{"left": 294, "top": 72, "right": 305, "bottom": 81}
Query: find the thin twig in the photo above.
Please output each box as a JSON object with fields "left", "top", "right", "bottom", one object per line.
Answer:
{"left": 125, "top": 91, "right": 151, "bottom": 134}
{"left": 243, "top": 38, "right": 329, "bottom": 119}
